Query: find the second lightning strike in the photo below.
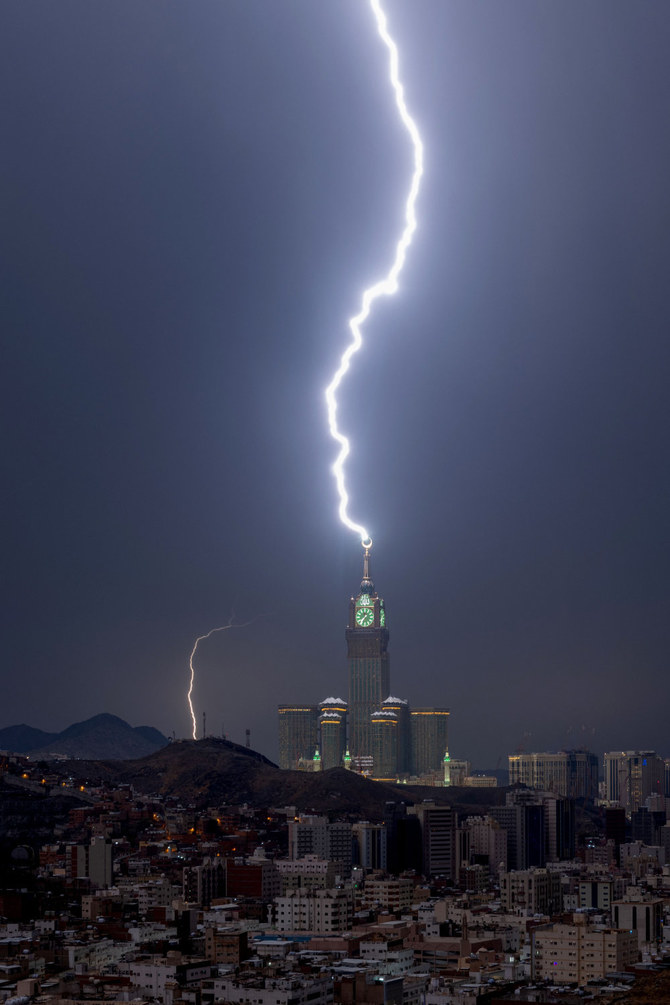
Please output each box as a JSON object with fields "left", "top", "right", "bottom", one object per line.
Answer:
{"left": 325, "top": 0, "right": 424, "bottom": 551}
{"left": 187, "top": 615, "right": 261, "bottom": 739}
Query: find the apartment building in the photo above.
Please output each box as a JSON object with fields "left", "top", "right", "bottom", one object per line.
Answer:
{"left": 531, "top": 917, "right": 638, "bottom": 985}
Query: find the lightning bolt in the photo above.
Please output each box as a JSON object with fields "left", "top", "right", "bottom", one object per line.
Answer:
{"left": 187, "top": 614, "right": 261, "bottom": 739}
{"left": 325, "top": 0, "right": 424, "bottom": 547}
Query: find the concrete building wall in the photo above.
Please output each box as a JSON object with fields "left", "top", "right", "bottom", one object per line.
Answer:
{"left": 532, "top": 922, "right": 638, "bottom": 985}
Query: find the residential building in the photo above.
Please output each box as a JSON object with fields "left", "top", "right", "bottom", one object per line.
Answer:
{"left": 531, "top": 917, "right": 638, "bottom": 985}
{"left": 276, "top": 855, "right": 337, "bottom": 893}
{"left": 288, "top": 816, "right": 352, "bottom": 877}
{"left": 204, "top": 927, "right": 250, "bottom": 966}
{"left": 613, "top": 899, "right": 663, "bottom": 948}
{"left": 500, "top": 868, "right": 562, "bottom": 915}
{"left": 183, "top": 857, "right": 226, "bottom": 907}
{"left": 130, "top": 957, "right": 214, "bottom": 998}
{"left": 66, "top": 837, "right": 112, "bottom": 889}
{"left": 359, "top": 936, "right": 414, "bottom": 975}
{"left": 201, "top": 973, "right": 333, "bottom": 1005}
{"left": 578, "top": 880, "right": 613, "bottom": 912}
{"left": 491, "top": 792, "right": 545, "bottom": 871}
{"left": 272, "top": 888, "right": 353, "bottom": 933}
{"left": 461, "top": 815, "right": 507, "bottom": 876}
{"left": 362, "top": 876, "right": 414, "bottom": 912}
{"left": 409, "top": 803, "right": 457, "bottom": 880}
{"left": 353, "top": 822, "right": 387, "bottom": 871}
{"left": 226, "top": 854, "right": 281, "bottom": 902}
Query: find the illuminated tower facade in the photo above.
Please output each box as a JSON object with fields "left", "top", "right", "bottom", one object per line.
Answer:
{"left": 346, "top": 546, "right": 390, "bottom": 763}
{"left": 319, "top": 698, "right": 347, "bottom": 770}
{"left": 370, "top": 709, "right": 398, "bottom": 780}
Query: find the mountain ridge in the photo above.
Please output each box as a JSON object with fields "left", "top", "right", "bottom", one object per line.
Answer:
{"left": 0, "top": 714, "right": 169, "bottom": 760}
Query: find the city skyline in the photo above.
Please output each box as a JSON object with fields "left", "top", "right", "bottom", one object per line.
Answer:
{"left": 3, "top": 1, "right": 670, "bottom": 766}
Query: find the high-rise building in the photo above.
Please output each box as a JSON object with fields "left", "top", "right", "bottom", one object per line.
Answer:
{"left": 409, "top": 802, "right": 458, "bottom": 880}
{"left": 508, "top": 750, "right": 598, "bottom": 801}
{"left": 384, "top": 802, "right": 422, "bottom": 875}
{"left": 277, "top": 547, "right": 449, "bottom": 778}
{"left": 352, "top": 822, "right": 387, "bottom": 871}
{"left": 461, "top": 815, "right": 507, "bottom": 875}
{"left": 382, "top": 696, "right": 410, "bottom": 773}
{"left": 346, "top": 547, "right": 390, "bottom": 760}
{"left": 604, "top": 751, "right": 664, "bottom": 812}
{"left": 66, "top": 837, "right": 112, "bottom": 889}
{"left": 288, "top": 815, "right": 353, "bottom": 878}
{"left": 491, "top": 791, "right": 546, "bottom": 871}
{"left": 613, "top": 899, "right": 664, "bottom": 949}
{"left": 278, "top": 705, "right": 319, "bottom": 770}
{"left": 182, "top": 856, "right": 226, "bottom": 907}
{"left": 370, "top": 709, "right": 398, "bottom": 780}
{"left": 410, "top": 707, "right": 450, "bottom": 776}
{"left": 500, "top": 867, "right": 562, "bottom": 915}
{"left": 543, "top": 795, "right": 576, "bottom": 862}
{"left": 319, "top": 697, "right": 347, "bottom": 770}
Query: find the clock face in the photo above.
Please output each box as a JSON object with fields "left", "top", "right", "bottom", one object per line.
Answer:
{"left": 357, "top": 593, "right": 372, "bottom": 607}
{"left": 355, "top": 606, "right": 374, "bottom": 627}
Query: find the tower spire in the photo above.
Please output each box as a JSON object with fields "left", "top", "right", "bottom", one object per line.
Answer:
{"left": 361, "top": 541, "right": 374, "bottom": 593}
{"left": 443, "top": 748, "right": 451, "bottom": 787}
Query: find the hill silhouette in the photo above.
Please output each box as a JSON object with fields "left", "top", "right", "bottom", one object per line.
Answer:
{"left": 55, "top": 737, "right": 505, "bottom": 817}
{"left": 0, "top": 724, "right": 57, "bottom": 753}
{"left": 1, "top": 714, "right": 168, "bottom": 760}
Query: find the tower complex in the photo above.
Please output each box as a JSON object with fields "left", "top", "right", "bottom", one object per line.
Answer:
{"left": 346, "top": 546, "right": 389, "bottom": 763}
{"left": 278, "top": 547, "right": 449, "bottom": 780}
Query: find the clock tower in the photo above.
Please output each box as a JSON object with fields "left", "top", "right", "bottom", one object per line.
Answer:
{"left": 346, "top": 545, "right": 390, "bottom": 762}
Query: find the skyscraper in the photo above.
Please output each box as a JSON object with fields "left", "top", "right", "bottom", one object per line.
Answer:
{"left": 409, "top": 803, "right": 458, "bottom": 880}
{"left": 491, "top": 790, "right": 546, "bottom": 871}
{"left": 508, "top": 750, "right": 599, "bottom": 801}
{"left": 604, "top": 750, "right": 665, "bottom": 812}
{"left": 410, "top": 707, "right": 450, "bottom": 776}
{"left": 382, "top": 696, "right": 410, "bottom": 774}
{"left": 277, "top": 705, "right": 319, "bottom": 770}
{"left": 277, "top": 547, "right": 449, "bottom": 779}
{"left": 370, "top": 709, "right": 398, "bottom": 780}
{"left": 346, "top": 546, "right": 390, "bottom": 761}
{"left": 319, "top": 697, "right": 347, "bottom": 770}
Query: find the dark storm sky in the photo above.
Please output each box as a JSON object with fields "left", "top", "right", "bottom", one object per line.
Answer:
{"left": 2, "top": 1, "right": 669, "bottom": 768}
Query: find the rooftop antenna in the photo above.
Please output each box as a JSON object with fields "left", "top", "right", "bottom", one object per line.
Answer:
{"left": 245, "top": 728, "right": 251, "bottom": 748}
